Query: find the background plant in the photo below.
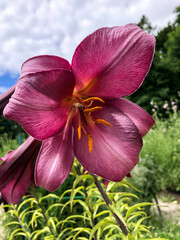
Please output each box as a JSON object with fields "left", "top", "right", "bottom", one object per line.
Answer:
{"left": 1, "top": 160, "right": 167, "bottom": 240}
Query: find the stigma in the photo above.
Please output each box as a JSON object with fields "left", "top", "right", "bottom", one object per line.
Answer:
{"left": 73, "top": 96, "right": 111, "bottom": 153}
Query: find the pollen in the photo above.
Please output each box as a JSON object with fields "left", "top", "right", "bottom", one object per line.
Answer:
{"left": 86, "top": 133, "right": 93, "bottom": 153}
{"left": 95, "top": 119, "right": 112, "bottom": 127}
{"left": 82, "top": 97, "right": 105, "bottom": 104}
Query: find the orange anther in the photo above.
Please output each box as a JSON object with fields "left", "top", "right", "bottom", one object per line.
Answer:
{"left": 86, "top": 133, "right": 93, "bottom": 153}
{"left": 78, "top": 124, "right": 82, "bottom": 139}
{"left": 82, "top": 97, "right": 105, "bottom": 104}
{"left": 95, "top": 119, "right": 112, "bottom": 127}
{"left": 84, "top": 106, "right": 102, "bottom": 113}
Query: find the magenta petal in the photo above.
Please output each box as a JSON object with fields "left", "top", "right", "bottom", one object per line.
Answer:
{"left": 4, "top": 70, "right": 75, "bottom": 140}
{"left": 72, "top": 24, "right": 155, "bottom": 98}
{"left": 1, "top": 157, "right": 35, "bottom": 204}
{"left": 108, "top": 98, "right": 155, "bottom": 136}
{"left": 0, "top": 85, "right": 15, "bottom": 116}
{"left": 73, "top": 106, "right": 142, "bottom": 182}
{"left": 0, "top": 137, "right": 41, "bottom": 204}
{"left": 21, "top": 55, "right": 71, "bottom": 77}
{"left": 35, "top": 124, "right": 74, "bottom": 191}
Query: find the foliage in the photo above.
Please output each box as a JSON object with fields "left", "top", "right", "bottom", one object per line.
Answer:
{"left": 128, "top": 7, "right": 180, "bottom": 116}
{"left": 129, "top": 108, "right": 180, "bottom": 205}
{"left": 0, "top": 161, "right": 167, "bottom": 240}
{"left": 0, "top": 116, "right": 25, "bottom": 138}
{"left": 144, "top": 216, "right": 180, "bottom": 240}
{"left": 0, "top": 134, "right": 19, "bottom": 156}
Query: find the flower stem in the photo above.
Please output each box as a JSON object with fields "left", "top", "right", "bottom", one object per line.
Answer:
{"left": 76, "top": 166, "right": 97, "bottom": 240}
{"left": 30, "top": 187, "right": 55, "bottom": 238}
{"left": 91, "top": 174, "right": 129, "bottom": 235}
{"left": 11, "top": 204, "right": 32, "bottom": 240}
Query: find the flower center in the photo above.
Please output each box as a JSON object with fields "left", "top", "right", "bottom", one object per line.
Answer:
{"left": 73, "top": 94, "right": 111, "bottom": 153}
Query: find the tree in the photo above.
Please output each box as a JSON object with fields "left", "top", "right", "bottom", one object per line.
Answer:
{"left": 128, "top": 7, "right": 180, "bottom": 117}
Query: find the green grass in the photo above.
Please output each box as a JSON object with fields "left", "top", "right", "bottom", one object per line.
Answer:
{"left": 145, "top": 215, "right": 180, "bottom": 240}
{"left": 130, "top": 111, "right": 180, "bottom": 195}
{"left": 0, "top": 135, "right": 19, "bottom": 157}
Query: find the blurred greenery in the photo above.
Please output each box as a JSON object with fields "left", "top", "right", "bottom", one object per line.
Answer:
{"left": 128, "top": 6, "right": 180, "bottom": 116}
{"left": 129, "top": 108, "right": 180, "bottom": 206}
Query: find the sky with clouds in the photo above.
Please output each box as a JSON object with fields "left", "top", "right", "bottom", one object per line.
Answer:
{"left": 0, "top": 0, "right": 179, "bottom": 94}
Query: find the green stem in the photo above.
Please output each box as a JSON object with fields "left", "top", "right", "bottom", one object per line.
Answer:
{"left": 30, "top": 188, "right": 55, "bottom": 238}
{"left": 76, "top": 166, "right": 97, "bottom": 240}
{"left": 91, "top": 174, "right": 129, "bottom": 236}
{"left": 12, "top": 204, "right": 31, "bottom": 240}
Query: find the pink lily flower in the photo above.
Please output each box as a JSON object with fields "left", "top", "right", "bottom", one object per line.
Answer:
{"left": 0, "top": 137, "right": 41, "bottom": 203}
{"left": 4, "top": 24, "right": 155, "bottom": 191}
{"left": 0, "top": 85, "right": 16, "bottom": 116}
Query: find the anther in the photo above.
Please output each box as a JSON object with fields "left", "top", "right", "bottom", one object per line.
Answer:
{"left": 78, "top": 124, "right": 82, "bottom": 139}
{"left": 86, "top": 133, "right": 93, "bottom": 153}
{"left": 82, "top": 97, "right": 105, "bottom": 104}
{"left": 95, "top": 119, "right": 112, "bottom": 127}
{"left": 84, "top": 106, "right": 103, "bottom": 113}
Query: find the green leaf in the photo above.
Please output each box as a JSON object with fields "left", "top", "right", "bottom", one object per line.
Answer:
{"left": 9, "top": 228, "right": 25, "bottom": 240}
{"left": 57, "top": 227, "right": 73, "bottom": 240}
{"left": 60, "top": 200, "right": 71, "bottom": 215}
{"left": 89, "top": 219, "right": 116, "bottom": 240}
{"left": 29, "top": 209, "right": 44, "bottom": 229}
{"left": 70, "top": 186, "right": 84, "bottom": 211}
{"left": 70, "top": 174, "right": 94, "bottom": 209}
{"left": 46, "top": 203, "right": 63, "bottom": 214}
{"left": 94, "top": 210, "right": 109, "bottom": 219}
{"left": 17, "top": 197, "right": 36, "bottom": 212}
{"left": 60, "top": 215, "right": 89, "bottom": 231}
{"left": 58, "top": 189, "right": 72, "bottom": 202}
{"left": 31, "top": 226, "right": 50, "bottom": 240}
{"left": 21, "top": 209, "right": 34, "bottom": 223}
{"left": 92, "top": 201, "right": 106, "bottom": 217}
{"left": 5, "top": 221, "right": 20, "bottom": 227}
{"left": 44, "top": 235, "right": 55, "bottom": 240}
{"left": 126, "top": 203, "right": 155, "bottom": 219}
{"left": 127, "top": 211, "right": 147, "bottom": 223}
{"left": 144, "top": 239, "right": 168, "bottom": 240}
{"left": 48, "top": 217, "right": 57, "bottom": 233}
{"left": 56, "top": 220, "right": 76, "bottom": 229}
{"left": 77, "top": 238, "right": 89, "bottom": 240}
{"left": 39, "top": 193, "right": 59, "bottom": 203}
{"left": 122, "top": 180, "right": 143, "bottom": 192}
{"left": 0, "top": 204, "right": 13, "bottom": 210}
{"left": 132, "top": 216, "right": 149, "bottom": 234}
{"left": 71, "top": 227, "right": 91, "bottom": 240}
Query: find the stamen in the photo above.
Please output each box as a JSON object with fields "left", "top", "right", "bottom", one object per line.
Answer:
{"left": 78, "top": 124, "right": 82, "bottom": 139}
{"left": 84, "top": 106, "right": 102, "bottom": 113}
{"left": 86, "top": 133, "right": 93, "bottom": 153}
{"left": 95, "top": 119, "right": 112, "bottom": 127}
{"left": 82, "top": 97, "right": 105, "bottom": 104}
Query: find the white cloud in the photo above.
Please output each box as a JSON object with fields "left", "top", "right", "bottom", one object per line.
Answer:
{"left": 0, "top": 0, "right": 179, "bottom": 76}
{"left": 0, "top": 86, "right": 9, "bottom": 94}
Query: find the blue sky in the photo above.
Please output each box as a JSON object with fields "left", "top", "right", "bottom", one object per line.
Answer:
{"left": 0, "top": 73, "right": 19, "bottom": 94}
{"left": 0, "top": 0, "right": 179, "bottom": 94}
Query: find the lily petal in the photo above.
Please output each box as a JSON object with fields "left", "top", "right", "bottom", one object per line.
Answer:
{"left": 73, "top": 106, "right": 142, "bottom": 182}
{"left": 4, "top": 70, "right": 75, "bottom": 140}
{"left": 107, "top": 98, "right": 155, "bottom": 136}
{"left": 35, "top": 124, "right": 74, "bottom": 191}
{"left": 21, "top": 55, "right": 71, "bottom": 77}
{"left": 0, "top": 137, "right": 41, "bottom": 204}
{"left": 0, "top": 85, "right": 15, "bottom": 116}
{"left": 72, "top": 24, "right": 155, "bottom": 98}
{"left": 1, "top": 155, "right": 35, "bottom": 204}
